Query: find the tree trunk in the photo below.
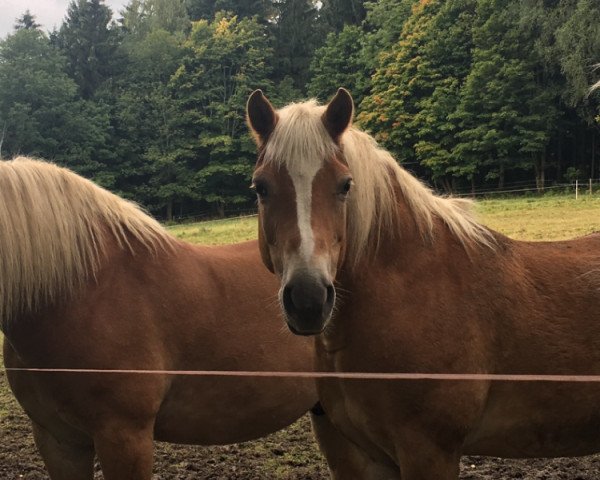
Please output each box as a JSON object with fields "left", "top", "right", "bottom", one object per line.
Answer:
{"left": 441, "top": 177, "right": 452, "bottom": 194}
{"left": 557, "top": 132, "right": 563, "bottom": 182}
{"left": 217, "top": 202, "right": 225, "bottom": 219}
{"left": 592, "top": 130, "right": 596, "bottom": 180}
{"left": 166, "top": 199, "right": 173, "bottom": 222}
{"left": 535, "top": 151, "right": 545, "bottom": 192}
{"left": 0, "top": 122, "right": 6, "bottom": 159}
{"left": 498, "top": 163, "right": 505, "bottom": 189}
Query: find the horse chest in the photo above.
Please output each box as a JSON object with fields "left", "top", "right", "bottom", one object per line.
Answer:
{"left": 314, "top": 339, "right": 405, "bottom": 461}
{"left": 316, "top": 374, "right": 399, "bottom": 463}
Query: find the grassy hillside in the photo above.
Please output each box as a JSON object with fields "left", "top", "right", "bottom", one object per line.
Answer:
{"left": 477, "top": 194, "right": 600, "bottom": 241}
{"left": 167, "top": 215, "right": 258, "bottom": 244}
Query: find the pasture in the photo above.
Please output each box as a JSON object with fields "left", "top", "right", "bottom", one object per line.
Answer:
{"left": 2, "top": 193, "right": 600, "bottom": 479}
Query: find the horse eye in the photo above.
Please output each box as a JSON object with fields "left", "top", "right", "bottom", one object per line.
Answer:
{"left": 340, "top": 178, "right": 353, "bottom": 196}
{"left": 252, "top": 181, "right": 268, "bottom": 199}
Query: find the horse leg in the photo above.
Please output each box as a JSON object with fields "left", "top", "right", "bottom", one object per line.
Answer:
{"left": 396, "top": 432, "right": 461, "bottom": 480}
{"left": 93, "top": 420, "right": 155, "bottom": 480}
{"left": 32, "top": 421, "right": 95, "bottom": 480}
{"left": 310, "top": 407, "right": 400, "bottom": 480}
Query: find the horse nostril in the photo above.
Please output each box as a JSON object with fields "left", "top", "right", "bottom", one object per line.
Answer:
{"left": 283, "top": 285, "right": 295, "bottom": 314}
{"left": 325, "top": 284, "right": 335, "bottom": 307}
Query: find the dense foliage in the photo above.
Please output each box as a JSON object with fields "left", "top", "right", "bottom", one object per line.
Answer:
{"left": 1, "top": 0, "right": 600, "bottom": 218}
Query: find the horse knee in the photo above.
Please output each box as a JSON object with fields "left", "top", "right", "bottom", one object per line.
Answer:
{"left": 93, "top": 421, "right": 155, "bottom": 480}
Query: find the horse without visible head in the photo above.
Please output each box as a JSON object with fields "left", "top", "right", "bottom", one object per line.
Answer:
{"left": 0, "top": 157, "right": 366, "bottom": 479}
{"left": 247, "top": 89, "right": 600, "bottom": 479}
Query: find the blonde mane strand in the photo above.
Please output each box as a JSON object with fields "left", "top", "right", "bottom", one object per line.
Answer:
{"left": 0, "top": 157, "right": 175, "bottom": 327}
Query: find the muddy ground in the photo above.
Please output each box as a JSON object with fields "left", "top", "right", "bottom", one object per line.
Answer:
{"left": 2, "top": 369, "right": 599, "bottom": 479}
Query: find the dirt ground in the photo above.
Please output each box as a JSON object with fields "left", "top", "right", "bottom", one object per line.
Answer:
{"left": 2, "top": 368, "right": 600, "bottom": 479}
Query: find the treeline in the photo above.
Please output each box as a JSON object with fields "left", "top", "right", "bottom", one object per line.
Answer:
{"left": 1, "top": 0, "right": 600, "bottom": 219}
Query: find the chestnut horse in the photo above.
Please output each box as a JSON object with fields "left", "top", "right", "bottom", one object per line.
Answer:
{"left": 0, "top": 157, "right": 366, "bottom": 479}
{"left": 247, "top": 89, "right": 600, "bottom": 479}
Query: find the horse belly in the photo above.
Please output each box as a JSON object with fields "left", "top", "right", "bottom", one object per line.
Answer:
{"left": 153, "top": 376, "right": 316, "bottom": 445}
{"left": 463, "top": 383, "right": 600, "bottom": 458}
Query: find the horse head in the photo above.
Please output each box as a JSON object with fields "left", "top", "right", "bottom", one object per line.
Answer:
{"left": 247, "top": 89, "right": 355, "bottom": 335}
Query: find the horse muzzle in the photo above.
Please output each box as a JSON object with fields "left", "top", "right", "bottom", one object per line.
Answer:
{"left": 281, "top": 273, "right": 335, "bottom": 335}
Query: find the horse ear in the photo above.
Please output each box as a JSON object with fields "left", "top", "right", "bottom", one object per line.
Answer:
{"left": 322, "top": 88, "right": 354, "bottom": 143}
{"left": 247, "top": 89, "right": 277, "bottom": 145}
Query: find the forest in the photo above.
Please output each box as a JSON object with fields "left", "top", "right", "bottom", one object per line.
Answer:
{"left": 1, "top": 0, "right": 600, "bottom": 220}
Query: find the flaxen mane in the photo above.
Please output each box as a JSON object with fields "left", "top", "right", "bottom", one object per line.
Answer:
{"left": 0, "top": 157, "right": 175, "bottom": 327}
{"left": 263, "top": 100, "right": 494, "bottom": 265}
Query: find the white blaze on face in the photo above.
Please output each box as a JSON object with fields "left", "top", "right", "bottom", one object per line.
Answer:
{"left": 279, "top": 160, "right": 333, "bottom": 306}
{"left": 288, "top": 161, "right": 322, "bottom": 264}
{"left": 262, "top": 100, "right": 337, "bottom": 281}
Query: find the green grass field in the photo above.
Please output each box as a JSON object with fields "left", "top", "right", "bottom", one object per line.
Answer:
{"left": 166, "top": 215, "right": 259, "bottom": 244}
{"left": 477, "top": 194, "right": 600, "bottom": 241}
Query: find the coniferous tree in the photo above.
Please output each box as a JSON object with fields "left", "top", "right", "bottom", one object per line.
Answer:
{"left": 139, "top": 0, "right": 190, "bottom": 34}
{"left": 361, "top": 0, "right": 417, "bottom": 71}
{"left": 119, "top": 0, "right": 190, "bottom": 40}
{"left": 110, "top": 27, "right": 187, "bottom": 210}
{"left": 185, "top": 0, "right": 274, "bottom": 22}
{"left": 271, "top": 0, "right": 321, "bottom": 92}
{"left": 55, "top": 0, "right": 120, "bottom": 99}
{"left": 14, "top": 10, "right": 41, "bottom": 31}
{"left": 120, "top": 0, "right": 148, "bottom": 37}
{"left": 307, "top": 25, "right": 369, "bottom": 105}
{"left": 318, "top": 0, "right": 367, "bottom": 32}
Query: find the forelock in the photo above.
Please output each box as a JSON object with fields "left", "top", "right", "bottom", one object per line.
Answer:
{"left": 263, "top": 100, "right": 338, "bottom": 173}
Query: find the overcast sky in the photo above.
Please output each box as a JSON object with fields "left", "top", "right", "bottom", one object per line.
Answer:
{"left": 1, "top": 0, "right": 129, "bottom": 39}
